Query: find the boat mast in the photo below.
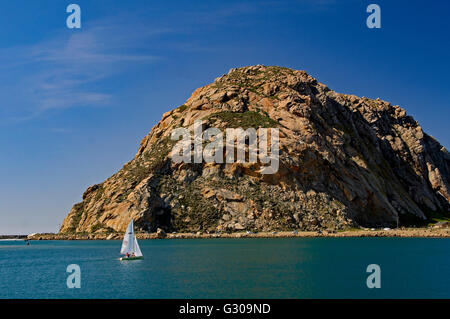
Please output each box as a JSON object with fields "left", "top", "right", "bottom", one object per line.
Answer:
{"left": 131, "top": 220, "right": 135, "bottom": 254}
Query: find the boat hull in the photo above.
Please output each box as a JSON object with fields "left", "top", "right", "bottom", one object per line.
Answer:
{"left": 120, "top": 256, "right": 144, "bottom": 261}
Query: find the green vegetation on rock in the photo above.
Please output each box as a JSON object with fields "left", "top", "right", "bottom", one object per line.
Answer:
{"left": 205, "top": 110, "right": 279, "bottom": 129}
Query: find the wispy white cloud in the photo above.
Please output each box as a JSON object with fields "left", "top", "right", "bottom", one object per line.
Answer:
{"left": 49, "top": 127, "right": 73, "bottom": 134}
{"left": 0, "top": 17, "right": 168, "bottom": 122}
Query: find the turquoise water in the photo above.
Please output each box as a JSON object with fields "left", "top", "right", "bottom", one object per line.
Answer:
{"left": 0, "top": 238, "right": 448, "bottom": 299}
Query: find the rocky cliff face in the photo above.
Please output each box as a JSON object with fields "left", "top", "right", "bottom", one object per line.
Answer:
{"left": 60, "top": 65, "right": 450, "bottom": 233}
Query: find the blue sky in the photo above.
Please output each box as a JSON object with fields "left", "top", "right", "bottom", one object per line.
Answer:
{"left": 0, "top": 0, "right": 449, "bottom": 234}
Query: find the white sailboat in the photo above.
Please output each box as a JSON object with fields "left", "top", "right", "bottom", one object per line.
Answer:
{"left": 119, "top": 220, "right": 144, "bottom": 261}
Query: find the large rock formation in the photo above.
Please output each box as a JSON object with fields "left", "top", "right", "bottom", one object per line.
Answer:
{"left": 60, "top": 65, "right": 450, "bottom": 233}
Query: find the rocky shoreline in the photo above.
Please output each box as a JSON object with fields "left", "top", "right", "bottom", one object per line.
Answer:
{"left": 26, "top": 227, "right": 450, "bottom": 240}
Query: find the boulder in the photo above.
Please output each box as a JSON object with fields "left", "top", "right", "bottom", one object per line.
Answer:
{"left": 156, "top": 228, "right": 167, "bottom": 238}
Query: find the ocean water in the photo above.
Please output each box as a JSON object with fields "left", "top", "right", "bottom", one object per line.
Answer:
{"left": 0, "top": 238, "right": 448, "bottom": 299}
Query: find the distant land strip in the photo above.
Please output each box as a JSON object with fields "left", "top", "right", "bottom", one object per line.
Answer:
{"left": 0, "top": 235, "right": 28, "bottom": 240}
{"left": 26, "top": 227, "right": 449, "bottom": 240}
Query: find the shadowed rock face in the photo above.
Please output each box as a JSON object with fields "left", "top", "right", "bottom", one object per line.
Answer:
{"left": 60, "top": 65, "right": 450, "bottom": 234}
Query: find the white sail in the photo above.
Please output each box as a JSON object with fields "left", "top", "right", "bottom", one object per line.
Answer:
{"left": 120, "top": 219, "right": 144, "bottom": 258}
{"left": 120, "top": 220, "right": 134, "bottom": 254}
{"left": 133, "top": 236, "right": 143, "bottom": 257}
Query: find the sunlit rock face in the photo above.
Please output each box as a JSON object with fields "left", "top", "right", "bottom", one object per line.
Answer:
{"left": 60, "top": 65, "right": 450, "bottom": 234}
